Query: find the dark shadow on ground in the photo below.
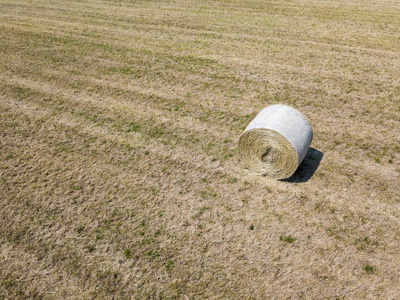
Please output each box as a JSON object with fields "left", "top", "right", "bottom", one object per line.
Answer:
{"left": 282, "top": 147, "right": 324, "bottom": 183}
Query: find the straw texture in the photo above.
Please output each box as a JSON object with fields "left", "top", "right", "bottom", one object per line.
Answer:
{"left": 238, "top": 105, "right": 313, "bottom": 179}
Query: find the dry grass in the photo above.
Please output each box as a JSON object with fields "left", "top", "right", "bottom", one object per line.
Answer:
{"left": 0, "top": 0, "right": 399, "bottom": 298}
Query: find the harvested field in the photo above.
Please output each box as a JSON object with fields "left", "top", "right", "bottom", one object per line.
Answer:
{"left": 0, "top": 0, "right": 399, "bottom": 298}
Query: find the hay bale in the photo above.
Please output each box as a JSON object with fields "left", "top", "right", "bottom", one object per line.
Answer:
{"left": 238, "top": 104, "right": 313, "bottom": 179}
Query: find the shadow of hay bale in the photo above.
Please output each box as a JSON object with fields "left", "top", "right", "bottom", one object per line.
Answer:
{"left": 282, "top": 147, "right": 324, "bottom": 183}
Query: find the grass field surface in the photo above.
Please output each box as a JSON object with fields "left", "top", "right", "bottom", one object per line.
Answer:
{"left": 1, "top": 0, "right": 399, "bottom": 298}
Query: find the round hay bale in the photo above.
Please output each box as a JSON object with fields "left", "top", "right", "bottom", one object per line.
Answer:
{"left": 238, "top": 104, "right": 313, "bottom": 179}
